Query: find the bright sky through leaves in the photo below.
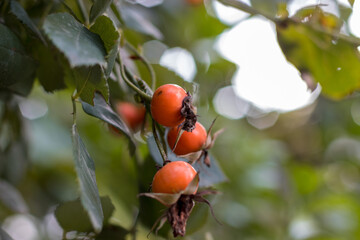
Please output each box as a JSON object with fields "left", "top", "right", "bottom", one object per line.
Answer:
{"left": 215, "top": 16, "right": 320, "bottom": 112}
{"left": 214, "top": 0, "right": 360, "bottom": 113}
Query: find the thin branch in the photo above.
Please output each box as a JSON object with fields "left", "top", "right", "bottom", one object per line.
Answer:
{"left": 218, "top": 0, "right": 278, "bottom": 22}
{"left": 152, "top": 120, "right": 167, "bottom": 164}
{"left": 218, "top": 0, "right": 360, "bottom": 46}
{"left": 125, "top": 42, "right": 157, "bottom": 90}
{"left": 71, "top": 91, "right": 77, "bottom": 126}
{"left": 290, "top": 17, "right": 360, "bottom": 46}
{"left": 117, "top": 51, "right": 153, "bottom": 102}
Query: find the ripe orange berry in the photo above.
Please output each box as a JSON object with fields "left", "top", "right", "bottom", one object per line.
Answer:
{"left": 152, "top": 161, "right": 198, "bottom": 194}
{"left": 151, "top": 84, "right": 187, "bottom": 127}
{"left": 167, "top": 122, "right": 207, "bottom": 156}
{"left": 115, "top": 102, "right": 145, "bottom": 131}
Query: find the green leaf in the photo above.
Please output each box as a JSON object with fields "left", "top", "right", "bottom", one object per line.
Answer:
{"left": 81, "top": 92, "right": 136, "bottom": 152}
{"left": 66, "top": 65, "right": 109, "bottom": 105}
{"left": 0, "top": 180, "right": 28, "bottom": 214}
{"left": 90, "top": 15, "right": 120, "bottom": 78}
{"left": 4, "top": 73, "right": 35, "bottom": 96}
{"left": 43, "top": 13, "right": 107, "bottom": 67}
{"left": 0, "top": 24, "right": 36, "bottom": 89}
{"left": 338, "top": 4, "right": 353, "bottom": 22}
{"left": 89, "top": 0, "right": 113, "bottom": 24}
{"left": 0, "top": 228, "right": 14, "bottom": 240}
{"left": 55, "top": 196, "right": 115, "bottom": 233}
{"left": 71, "top": 124, "right": 104, "bottom": 233}
{"left": 117, "top": 4, "right": 163, "bottom": 39}
{"left": 348, "top": 0, "right": 355, "bottom": 7}
{"left": 277, "top": 19, "right": 360, "bottom": 99}
{"left": 250, "top": 0, "right": 290, "bottom": 17}
{"left": 33, "top": 43, "right": 66, "bottom": 92}
{"left": 156, "top": 4, "right": 227, "bottom": 48}
{"left": 250, "top": 0, "right": 278, "bottom": 17}
{"left": 9, "top": 0, "right": 46, "bottom": 44}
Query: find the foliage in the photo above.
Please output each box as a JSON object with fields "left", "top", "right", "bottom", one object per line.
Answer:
{"left": 1, "top": 0, "right": 360, "bottom": 239}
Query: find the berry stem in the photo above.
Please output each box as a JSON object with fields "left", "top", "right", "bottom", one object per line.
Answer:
{"left": 75, "top": 0, "right": 89, "bottom": 26}
{"left": 125, "top": 41, "right": 157, "bottom": 91}
{"left": 71, "top": 90, "right": 77, "bottom": 126}
{"left": 117, "top": 52, "right": 153, "bottom": 102}
{"left": 152, "top": 120, "right": 168, "bottom": 164}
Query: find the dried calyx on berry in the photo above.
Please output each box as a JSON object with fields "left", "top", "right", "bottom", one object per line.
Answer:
{"left": 139, "top": 165, "right": 219, "bottom": 237}
{"left": 174, "top": 117, "right": 224, "bottom": 167}
{"left": 180, "top": 92, "right": 197, "bottom": 132}
{"left": 197, "top": 117, "right": 224, "bottom": 167}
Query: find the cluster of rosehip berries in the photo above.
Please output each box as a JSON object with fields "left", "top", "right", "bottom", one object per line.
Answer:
{"left": 150, "top": 84, "right": 219, "bottom": 237}
{"left": 149, "top": 83, "right": 207, "bottom": 191}
{"left": 113, "top": 84, "right": 218, "bottom": 237}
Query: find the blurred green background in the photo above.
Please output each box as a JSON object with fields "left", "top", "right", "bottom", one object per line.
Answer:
{"left": 2, "top": 0, "right": 360, "bottom": 239}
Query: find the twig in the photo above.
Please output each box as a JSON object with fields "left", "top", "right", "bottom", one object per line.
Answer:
{"left": 218, "top": 0, "right": 278, "bottom": 22}
{"left": 152, "top": 120, "right": 167, "bottom": 164}
{"left": 76, "top": 0, "right": 89, "bottom": 26}
{"left": 217, "top": 0, "right": 360, "bottom": 46}
{"left": 125, "top": 42, "right": 157, "bottom": 90}
{"left": 117, "top": 52, "right": 153, "bottom": 102}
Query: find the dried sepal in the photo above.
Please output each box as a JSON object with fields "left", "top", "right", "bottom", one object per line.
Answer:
{"left": 206, "top": 128, "right": 225, "bottom": 150}
{"left": 139, "top": 173, "right": 219, "bottom": 238}
{"left": 155, "top": 215, "right": 168, "bottom": 235}
{"left": 204, "top": 117, "right": 224, "bottom": 149}
{"left": 182, "top": 173, "right": 199, "bottom": 195}
{"left": 182, "top": 117, "right": 224, "bottom": 167}
{"left": 193, "top": 191, "right": 222, "bottom": 225}
{"left": 171, "top": 128, "right": 185, "bottom": 152}
{"left": 138, "top": 192, "right": 181, "bottom": 207}
{"left": 138, "top": 173, "right": 199, "bottom": 206}
{"left": 147, "top": 212, "right": 167, "bottom": 238}
{"left": 179, "top": 150, "right": 203, "bottom": 165}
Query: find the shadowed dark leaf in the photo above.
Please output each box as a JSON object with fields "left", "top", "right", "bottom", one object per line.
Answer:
{"left": 9, "top": 0, "right": 46, "bottom": 44}
{"left": 43, "top": 13, "right": 106, "bottom": 67}
{"left": 55, "top": 196, "right": 115, "bottom": 233}
{"left": 90, "top": 15, "right": 120, "bottom": 78}
{"left": 66, "top": 65, "right": 109, "bottom": 105}
{"left": 71, "top": 124, "right": 104, "bottom": 233}
{"left": 81, "top": 93, "right": 136, "bottom": 152}
{"left": 90, "top": 0, "right": 113, "bottom": 24}
{"left": 0, "top": 24, "right": 36, "bottom": 91}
